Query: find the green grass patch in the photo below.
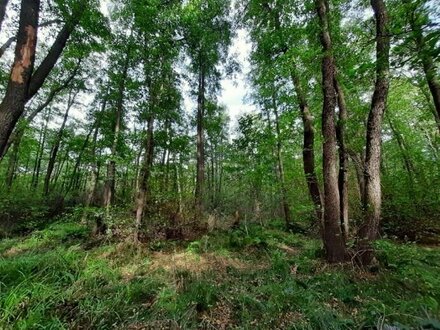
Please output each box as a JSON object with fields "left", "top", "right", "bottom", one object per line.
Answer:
{"left": 0, "top": 221, "right": 439, "bottom": 329}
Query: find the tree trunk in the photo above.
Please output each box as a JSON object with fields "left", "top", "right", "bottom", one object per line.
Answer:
{"left": 357, "top": 0, "right": 390, "bottom": 265}
{"left": 316, "top": 0, "right": 346, "bottom": 263}
{"left": 0, "top": 0, "right": 40, "bottom": 157}
{"left": 410, "top": 17, "right": 440, "bottom": 134}
{"left": 135, "top": 114, "right": 154, "bottom": 241}
{"left": 103, "top": 49, "right": 130, "bottom": 213}
{"left": 0, "top": 64, "right": 79, "bottom": 161}
{"left": 291, "top": 71, "right": 323, "bottom": 225}
{"left": 195, "top": 62, "right": 205, "bottom": 219}
{"left": 43, "top": 92, "right": 75, "bottom": 195}
{"left": 334, "top": 80, "right": 349, "bottom": 239}
{"left": 272, "top": 98, "right": 293, "bottom": 229}
{"left": 31, "top": 108, "right": 50, "bottom": 189}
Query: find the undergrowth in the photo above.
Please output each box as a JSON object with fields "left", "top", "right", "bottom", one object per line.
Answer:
{"left": 0, "top": 220, "right": 439, "bottom": 329}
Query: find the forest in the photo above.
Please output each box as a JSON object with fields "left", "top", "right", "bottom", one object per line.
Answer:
{"left": 0, "top": 0, "right": 439, "bottom": 328}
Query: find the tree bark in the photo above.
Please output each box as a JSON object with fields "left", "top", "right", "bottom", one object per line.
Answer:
{"left": 272, "top": 97, "right": 293, "bottom": 229}
{"left": 195, "top": 62, "right": 205, "bottom": 219}
{"left": 334, "top": 79, "right": 349, "bottom": 239}
{"left": 0, "top": 0, "right": 40, "bottom": 157}
{"left": 103, "top": 49, "right": 131, "bottom": 212}
{"left": 27, "top": 9, "right": 83, "bottom": 100}
{"left": 135, "top": 114, "right": 154, "bottom": 241}
{"left": 0, "top": 64, "right": 79, "bottom": 161}
{"left": 357, "top": 0, "right": 390, "bottom": 265}
{"left": 291, "top": 72, "right": 323, "bottom": 225}
{"left": 316, "top": 0, "right": 346, "bottom": 263}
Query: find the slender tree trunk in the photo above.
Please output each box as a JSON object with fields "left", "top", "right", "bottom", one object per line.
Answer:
{"left": 316, "top": 0, "right": 346, "bottom": 263}
{"left": 0, "top": 0, "right": 40, "bottom": 156}
{"left": 103, "top": 49, "right": 130, "bottom": 213}
{"left": 31, "top": 109, "right": 50, "bottom": 189}
{"left": 357, "top": 0, "right": 390, "bottom": 265}
{"left": 43, "top": 92, "right": 75, "bottom": 195}
{"left": 334, "top": 80, "right": 349, "bottom": 239}
{"left": 66, "top": 125, "right": 93, "bottom": 194}
{"left": 410, "top": 19, "right": 440, "bottom": 134}
{"left": 195, "top": 62, "right": 205, "bottom": 219}
{"left": 291, "top": 71, "right": 323, "bottom": 225}
{"left": 135, "top": 114, "right": 154, "bottom": 241}
{"left": 387, "top": 115, "right": 415, "bottom": 184}
{"left": 272, "top": 98, "right": 293, "bottom": 228}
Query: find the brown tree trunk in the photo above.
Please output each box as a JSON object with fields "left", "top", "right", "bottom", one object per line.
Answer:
{"left": 0, "top": 0, "right": 40, "bottom": 157}
{"left": 135, "top": 114, "right": 154, "bottom": 241}
{"left": 103, "top": 50, "right": 130, "bottom": 212}
{"left": 195, "top": 62, "right": 205, "bottom": 219}
{"left": 316, "top": 0, "right": 347, "bottom": 263}
{"left": 357, "top": 0, "right": 390, "bottom": 265}
{"left": 291, "top": 72, "right": 323, "bottom": 225}
{"left": 43, "top": 92, "right": 75, "bottom": 195}
{"left": 272, "top": 98, "right": 293, "bottom": 229}
{"left": 0, "top": 65, "right": 78, "bottom": 161}
{"left": 31, "top": 109, "right": 49, "bottom": 189}
{"left": 334, "top": 80, "right": 349, "bottom": 239}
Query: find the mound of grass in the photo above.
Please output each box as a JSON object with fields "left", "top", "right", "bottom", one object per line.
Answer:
{"left": 0, "top": 221, "right": 439, "bottom": 329}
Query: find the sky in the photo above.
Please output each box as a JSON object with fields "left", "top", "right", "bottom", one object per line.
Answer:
{"left": 99, "top": 0, "right": 254, "bottom": 131}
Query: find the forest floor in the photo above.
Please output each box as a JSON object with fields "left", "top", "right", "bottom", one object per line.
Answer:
{"left": 1, "top": 219, "right": 440, "bottom": 329}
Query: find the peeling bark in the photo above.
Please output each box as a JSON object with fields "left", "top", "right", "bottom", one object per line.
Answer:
{"left": 0, "top": 0, "right": 40, "bottom": 156}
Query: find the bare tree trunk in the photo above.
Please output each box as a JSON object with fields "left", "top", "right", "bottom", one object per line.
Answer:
{"left": 334, "top": 80, "right": 349, "bottom": 239}
{"left": 272, "top": 98, "right": 293, "bottom": 229}
{"left": 291, "top": 71, "right": 323, "bottom": 225}
{"left": 0, "top": 0, "right": 40, "bottom": 156}
{"left": 31, "top": 109, "right": 50, "bottom": 189}
{"left": 135, "top": 114, "right": 154, "bottom": 241}
{"left": 43, "top": 92, "right": 75, "bottom": 195}
{"left": 103, "top": 49, "right": 130, "bottom": 213}
{"left": 316, "top": 0, "right": 346, "bottom": 263}
{"left": 195, "top": 62, "right": 205, "bottom": 219}
{"left": 357, "top": 0, "right": 390, "bottom": 265}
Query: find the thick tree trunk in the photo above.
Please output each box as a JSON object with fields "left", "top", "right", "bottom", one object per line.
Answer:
{"left": 291, "top": 72, "right": 323, "bottom": 225}
{"left": 334, "top": 80, "right": 349, "bottom": 239}
{"left": 357, "top": 0, "right": 390, "bottom": 265}
{"left": 195, "top": 63, "right": 205, "bottom": 219}
{"left": 316, "top": 0, "right": 346, "bottom": 263}
{"left": 0, "top": 0, "right": 40, "bottom": 157}
{"left": 27, "top": 11, "right": 83, "bottom": 100}
{"left": 135, "top": 114, "right": 154, "bottom": 241}
{"left": 43, "top": 93, "right": 75, "bottom": 195}
{"left": 0, "top": 65, "right": 78, "bottom": 161}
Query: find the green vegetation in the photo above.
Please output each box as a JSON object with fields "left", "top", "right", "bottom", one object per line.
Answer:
{"left": 1, "top": 220, "right": 439, "bottom": 329}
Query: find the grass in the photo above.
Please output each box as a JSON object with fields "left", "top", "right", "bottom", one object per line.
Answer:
{"left": 0, "top": 220, "right": 439, "bottom": 329}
